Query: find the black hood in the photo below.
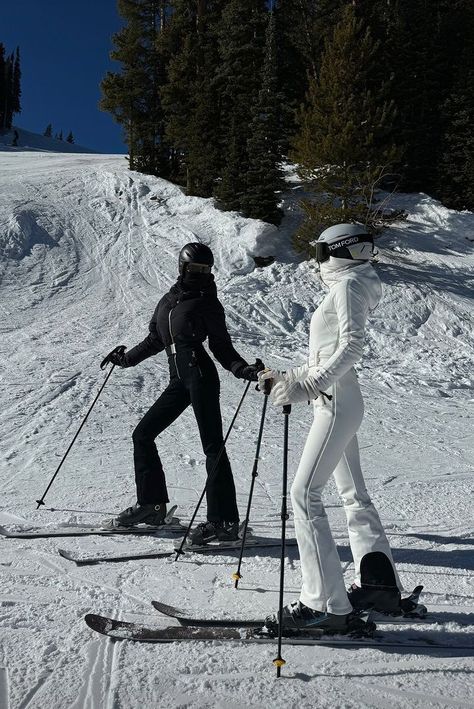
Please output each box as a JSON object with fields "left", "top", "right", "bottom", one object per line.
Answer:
{"left": 169, "top": 273, "right": 217, "bottom": 299}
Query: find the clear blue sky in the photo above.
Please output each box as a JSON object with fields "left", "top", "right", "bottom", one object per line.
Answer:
{"left": 2, "top": 0, "right": 126, "bottom": 153}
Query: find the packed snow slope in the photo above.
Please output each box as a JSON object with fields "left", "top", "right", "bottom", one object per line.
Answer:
{"left": 0, "top": 150, "right": 473, "bottom": 709}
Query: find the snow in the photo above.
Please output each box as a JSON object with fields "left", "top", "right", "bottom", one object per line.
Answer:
{"left": 0, "top": 126, "right": 96, "bottom": 154}
{"left": 0, "top": 144, "right": 473, "bottom": 708}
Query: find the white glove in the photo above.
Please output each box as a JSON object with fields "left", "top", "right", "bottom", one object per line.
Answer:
{"left": 271, "top": 380, "right": 315, "bottom": 407}
{"left": 257, "top": 368, "right": 286, "bottom": 393}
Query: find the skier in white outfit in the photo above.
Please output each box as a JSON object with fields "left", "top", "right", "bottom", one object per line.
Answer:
{"left": 261, "top": 224, "right": 403, "bottom": 634}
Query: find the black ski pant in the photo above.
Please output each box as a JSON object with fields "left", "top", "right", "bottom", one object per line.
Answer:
{"left": 132, "top": 348, "right": 239, "bottom": 522}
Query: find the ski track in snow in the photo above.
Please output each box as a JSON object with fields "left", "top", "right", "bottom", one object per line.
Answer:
{"left": 0, "top": 150, "right": 473, "bottom": 708}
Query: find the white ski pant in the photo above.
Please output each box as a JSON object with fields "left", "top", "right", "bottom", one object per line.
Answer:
{"left": 291, "top": 369, "right": 401, "bottom": 615}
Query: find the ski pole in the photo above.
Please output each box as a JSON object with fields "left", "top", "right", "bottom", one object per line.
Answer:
{"left": 232, "top": 379, "right": 271, "bottom": 589}
{"left": 174, "top": 379, "right": 252, "bottom": 560}
{"left": 35, "top": 346, "right": 125, "bottom": 509}
{"left": 273, "top": 404, "right": 291, "bottom": 678}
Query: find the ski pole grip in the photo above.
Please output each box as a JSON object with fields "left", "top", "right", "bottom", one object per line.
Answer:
{"left": 263, "top": 378, "right": 272, "bottom": 396}
{"left": 100, "top": 345, "right": 126, "bottom": 370}
{"left": 283, "top": 405, "right": 291, "bottom": 415}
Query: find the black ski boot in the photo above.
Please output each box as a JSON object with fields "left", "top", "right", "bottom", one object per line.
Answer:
{"left": 348, "top": 551, "right": 401, "bottom": 613}
{"left": 264, "top": 600, "right": 375, "bottom": 637}
{"left": 102, "top": 503, "right": 167, "bottom": 530}
{"left": 347, "top": 582, "right": 401, "bottom": 612}
{"left": 399, "top": 586, "right": 427, "bottom": 617}
{"left": 188, "top": 520, "right": 239, "bottom": 546}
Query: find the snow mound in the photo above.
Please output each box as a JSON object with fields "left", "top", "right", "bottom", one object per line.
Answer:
{"left": 1, "top": 209, "right": 58, "bottom": 259}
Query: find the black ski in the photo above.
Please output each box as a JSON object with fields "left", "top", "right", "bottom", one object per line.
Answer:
{"left": 58, "top": 537, "right": 298, "bottom": 566}
{"left": 150, "top": 593, "right": 431, "bottom": 630}
{"left": 58, "top": 548, "right": 173, "bottom": 564}
{"left": 174, "top": 536, "right": 298, "bottom": 554}
{"left": 0, "top": 506, "right": 184, "bottom": 538}
{"left": 151, "top": 600, "right": 262, "bottom": 627}
{"left": 84, "top": 613, "right": 474, "bottom": 651}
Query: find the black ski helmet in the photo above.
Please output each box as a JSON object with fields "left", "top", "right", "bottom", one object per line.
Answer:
{"left": 178, "top": 242, "right": 214, "bottom": 275}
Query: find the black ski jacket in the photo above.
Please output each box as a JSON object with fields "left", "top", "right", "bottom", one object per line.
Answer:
{"left": 123, "top": 277, "right": 247, "bottom": 376}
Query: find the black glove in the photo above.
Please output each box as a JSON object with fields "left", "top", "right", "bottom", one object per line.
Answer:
{"left": 100, "top": 345, "right": 127, "bottom": 370}
{"left": 109, "top": 351, "right": 127, "bottom": 367}
{"left": 235, "top": 359, "right": 265, "bottom": 382}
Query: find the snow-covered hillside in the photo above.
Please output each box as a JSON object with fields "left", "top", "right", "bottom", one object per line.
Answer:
{"left": 0, "top": 150, "right": 473, "bottom": 708}
{"left": 0, "top": 126, "right": 96, "bottom": 154}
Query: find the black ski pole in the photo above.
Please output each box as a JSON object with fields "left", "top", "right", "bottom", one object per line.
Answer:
{"left": 174, "top": 380, "right": 252, "bottom": 560}
{"left": 232, "top": 379, "right": 270, "bottom": 589}
{"left": 35, "top": 346, "right": 125, "bottom": 509}
{"left": 273, "top": 404, "right": 291, "bottom": 678}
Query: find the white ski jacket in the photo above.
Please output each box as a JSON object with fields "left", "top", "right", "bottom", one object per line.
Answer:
{"left": 287, "top": 259, "right": 382, "bottom": 397}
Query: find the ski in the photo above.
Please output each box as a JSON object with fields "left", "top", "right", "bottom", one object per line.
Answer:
{"left": 0, "top": 506, "right": 184, "bottom": 538}
{"left": 58, "top": 536, "right": 297, "bottom": 565}
{"left": 149, "top": 599, "right": 433, "bottom": 630}
{"left": 174, "top": 536, "right": 297, "bottom": 554}
{"left": 84, "top": 613, "right": 474, "bottom": 651}
{"left": 151, "top": 600, "right": 262, "bottom": 627}
{"left": 58, "top": 547, "right": 173, "bottom": 564}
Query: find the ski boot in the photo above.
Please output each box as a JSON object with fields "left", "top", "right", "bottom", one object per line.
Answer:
{"left": 400, "top": 586, "right": 427, "bottom": 617}
{"left": 347, "top": 582, "right": 401, "bottom": 613}
{"left": 264, "top": 600, "right": 375, "bottom": 637}
{"left": 348, "top": 583, "right": 427, "bottom": 618}
{"left": 102, "top": 502, "right": 167, "bottom": 530}
{"left": 188, "top": 520, "right": 239, "bottom": 546}
{"left": 349, "top": 552, "right": 427, "bottom": 618}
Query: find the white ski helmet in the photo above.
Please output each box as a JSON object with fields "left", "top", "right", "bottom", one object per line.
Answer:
{"left": 313, "top": 223, "right": 374, "bottom": 263}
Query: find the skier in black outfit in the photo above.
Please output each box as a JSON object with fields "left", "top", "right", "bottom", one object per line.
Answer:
{"left": 104, "top": 243, "right": 263, "bottom": 545}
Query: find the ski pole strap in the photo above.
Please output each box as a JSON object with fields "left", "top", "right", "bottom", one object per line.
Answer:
{"left": 320, "top": 390, "right": 332, "bottom": 402}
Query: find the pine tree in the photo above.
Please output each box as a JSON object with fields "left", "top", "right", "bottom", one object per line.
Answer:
{"left": 101, "top": 0, "right": 170, "bottom": 175}
{"left": 66, "top": 131, "right": 75, "bottom": 144}
{"left": 161, "top": 0, "right": 226, "bottom": 195}
{"left": 0, "top": 45, "right": 21, "bottom": 129}
{"left": 213, "top": 0, "right": 267, "bottom": 212}
{"left": 2, "top": 53, "right": 13, "bottom": 129}
{"left": 44, "top": 123, "right": 53, "bottom": 137}
{"left": 437, "top": 70, "right": 474, "bottom": 210}
{"left": 428, "top": 0, "right": 474, "bottom": 209}
{"left": 435, "top": 0, "right": 474, "bottom": 211}
{"left": 58, "top": 130, "right": 63, "bottom": 141}
{"left": 12, "top": 47, "right": 21, "bottom": 116}
{"left": 358, "top": 0, "right": 460, "bottom": 194}
{"left": 274, "top": 0, "right": 349, "bottom": 153}
{"left": 273, "top": 0, "right": 309, "bottom": 149}
{"left": 0, "top": 44, "right": 21, "bottom": 129}
{"left": 292, "top": 5, "right": 400, "bottom": 252}
{"left": 240, "top": 12, "right": 284, "bottom": 223}
{"left": 0, "top": 43, "right": 5, "bottom": 129}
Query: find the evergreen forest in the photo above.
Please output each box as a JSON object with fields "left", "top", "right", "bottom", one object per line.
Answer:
{"left": 99, "top": 1, "right": 474, "bottom": 242}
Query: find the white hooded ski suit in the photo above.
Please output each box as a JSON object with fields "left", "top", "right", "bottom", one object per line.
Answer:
{"left": 281, "top": 258, "right": 401, "bottom": 615}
